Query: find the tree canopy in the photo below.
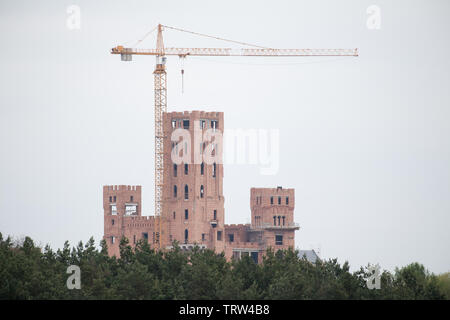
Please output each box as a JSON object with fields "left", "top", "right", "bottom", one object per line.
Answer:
{"left": 0, "top": 232, "right": 447, "bottom": 300}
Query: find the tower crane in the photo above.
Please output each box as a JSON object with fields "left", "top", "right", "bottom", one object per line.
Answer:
{"left": 111, "top": 24, "right": 358, "bottom": 249}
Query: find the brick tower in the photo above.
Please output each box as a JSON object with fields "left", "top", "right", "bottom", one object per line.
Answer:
{"left": 103, "top": 185, "right": 156, "bottom": 257}
{"left": 223, "top": 187, "right": 299, "bottom": 263}
{"left": 161, "top": 111, "right": 225, "bottom": 252}
{"left": 249, "top": 187, "right": 298, "bottom": 248}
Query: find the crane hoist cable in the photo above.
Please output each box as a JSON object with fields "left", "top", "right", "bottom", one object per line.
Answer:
{"left": 161, "top": 24, "right": 271, "bottom": 49}
{"left": 133, "top": 25, "right": 158, "bottom": 47}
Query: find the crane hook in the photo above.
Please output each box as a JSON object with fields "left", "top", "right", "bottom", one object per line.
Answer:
{"left": 181, "top": 69, "right": 184, "bottom": 94}
{"left": 179, "top": 54, "right": 187, "bottom": 94}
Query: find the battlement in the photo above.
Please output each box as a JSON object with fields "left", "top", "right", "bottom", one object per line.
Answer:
{"left": 124, "top": 216, "right": 154, "bottom": 222}
{"left": 164, "top": 110, "right": 223, "bottom": 118}
{"left": 251, "top": 186, "right": 294, "bottom": 194}
{"left": 224, "top": 224, "right": 250, "bottom": 228}
{"left": 104, "top": 185, "right": 141, "bottom": 191}
{"left": 124, "top": 215, "right": 155, "bottom": 229}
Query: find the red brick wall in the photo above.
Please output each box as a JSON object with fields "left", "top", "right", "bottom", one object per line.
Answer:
{"left": 162, "top": 111, "right": 225, "bottom": 252}
{"left": 102, "top": 112, "right": 299, "bottom": 261}
{"left": 103, "top": 185, "right": 147, "bottom": 257}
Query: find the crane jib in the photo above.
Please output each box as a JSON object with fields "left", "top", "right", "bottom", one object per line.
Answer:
{"left": 112, "top": 46, "right": 358, "bottom": 57}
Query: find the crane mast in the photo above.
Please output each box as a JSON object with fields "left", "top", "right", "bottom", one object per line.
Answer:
{"left": 111, "top": 24, "right": 358, "bottom": 249}
{"left": 154, "top": 25, "right": 166, "bottom": 248}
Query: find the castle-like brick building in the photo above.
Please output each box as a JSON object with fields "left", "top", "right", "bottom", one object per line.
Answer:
{"left": 103, "top": 110, "right": 299, "bottom": 263}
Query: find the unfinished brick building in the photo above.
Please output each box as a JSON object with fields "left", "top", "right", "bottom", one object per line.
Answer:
{"left": 103, "top": 110, "right": 299, "bottom": 262}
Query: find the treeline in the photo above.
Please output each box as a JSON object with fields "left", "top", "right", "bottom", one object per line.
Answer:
{"left": 0, "top": 232, "right": 448, "bottom": 300}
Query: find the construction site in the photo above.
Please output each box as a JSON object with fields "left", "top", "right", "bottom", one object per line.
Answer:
{"left": 2, "top": 0, "right": 450, "bottom": 305}
{"left": 103, "top": 24, "right": 357, "bottom": 261}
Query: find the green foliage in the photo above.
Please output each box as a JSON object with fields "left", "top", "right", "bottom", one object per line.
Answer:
{"left": 0, "top": 232, "right": 447, "bottom": 300}
{"left": 436, "top": 272, "right": 450, "bottom": 300}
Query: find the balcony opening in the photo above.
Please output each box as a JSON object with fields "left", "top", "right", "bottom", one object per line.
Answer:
{"left": 125, "top": 204, "right": 137, "bottom": 216}
{"left": 251, "top": 252, "right": 259, "bottom": 264}
{"left": 232, "top": 251, "right": 240, "bottom": 260}
{"left": 211, "top": 120, "right": 218, "bottom": 131}
{"left": 275, "top": 235, "right": 283, "bottom": 245}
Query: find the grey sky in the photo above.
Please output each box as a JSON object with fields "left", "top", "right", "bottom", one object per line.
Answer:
{"left": 0, "top": 0, "right": 449, "bottom": 274}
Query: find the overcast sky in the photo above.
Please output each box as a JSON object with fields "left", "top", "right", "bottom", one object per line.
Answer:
{"left": 0, "top": 0, "right": 449, "bottom": 274}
